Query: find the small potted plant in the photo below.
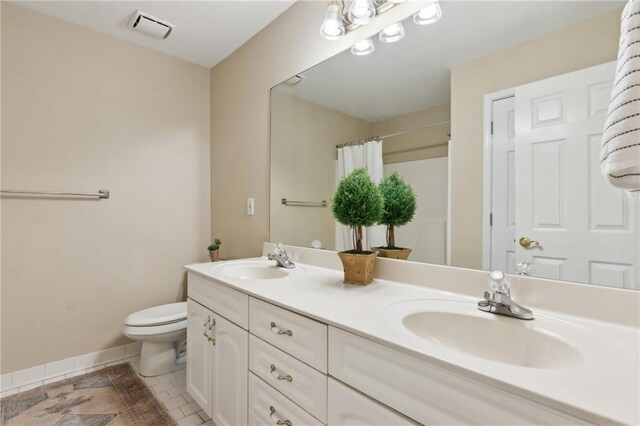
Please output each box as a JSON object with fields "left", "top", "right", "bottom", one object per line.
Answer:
{"left": 374, "top": 172, "right": 417, "bottom": 260}
{"left": 332, "top": 168, "right": 384, "bottom": 285}
{"left": 207, "top": 239, "right": 222, "bottom": 262}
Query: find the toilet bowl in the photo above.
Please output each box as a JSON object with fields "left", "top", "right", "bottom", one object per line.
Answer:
{"left": 123, "top": 302, "right": 187, "bottom": 377}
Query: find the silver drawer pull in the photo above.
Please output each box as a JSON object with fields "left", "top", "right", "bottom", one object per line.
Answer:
{"left": 270, "top": 322, "right": 293, "bottom": 336}
{"left": 270, "top": 364, "right": 293, "bottom": 382}
{"left": 269, "top": 406, "right": 292, "bottom": 426}
{"left": 206, "top": 317, "right": 216, "bottom": 345}
{"left": 203, "top": 316, "right": 212, "bottom": 337}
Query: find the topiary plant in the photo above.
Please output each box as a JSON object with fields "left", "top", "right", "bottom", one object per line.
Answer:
{"left": 332, "top": 168, "right": 384, "bottom": 253}
{"left": 378, "top": 172, "right": 416, "bottom": 249}
{"left": 207, "top": 238, "right": 222, "bottom": 251}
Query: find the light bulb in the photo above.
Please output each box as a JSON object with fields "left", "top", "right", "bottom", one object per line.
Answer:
{"left": 351, "top": 37, "right": 375, "bottom": 56}
{"left": 413, "top": 2, "right": 442, "bottom": 25}
{"left": 348, "top": 0, "right": 376, "bottom": 25}
{"left": 320, "top": 3, "right": 345, "bottom": 40}
{"left": 378, "top": 22, "right": 405, "bottom": 43}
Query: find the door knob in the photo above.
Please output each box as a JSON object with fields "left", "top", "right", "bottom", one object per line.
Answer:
{"left": 519, "top": 237, "right": 540, "bottom": 248}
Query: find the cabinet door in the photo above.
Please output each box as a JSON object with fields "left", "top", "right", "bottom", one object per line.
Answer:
{"left": 211, "top": 313, "right": 249, "bottom": 426}
{"left": 186, "top": 298, "right": 213, "bottom": 416}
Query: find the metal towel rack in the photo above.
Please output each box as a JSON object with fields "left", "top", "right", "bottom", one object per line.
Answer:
{"left": 0, "top": 189, "right": 110, "bottom": 199}
{"left": 281, "top": 198, "right": 326, "bottom": 207}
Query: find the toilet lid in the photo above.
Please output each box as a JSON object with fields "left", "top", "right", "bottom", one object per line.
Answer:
{"left": 125, "top": 302, "right": 187, "bottom": 327}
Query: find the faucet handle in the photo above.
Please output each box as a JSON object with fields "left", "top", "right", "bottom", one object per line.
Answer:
{"left": 488, "top": 270, "right": 510, "bottom": 294}
{"left": 274, "top": 243, "right": 285, "bottom": 255}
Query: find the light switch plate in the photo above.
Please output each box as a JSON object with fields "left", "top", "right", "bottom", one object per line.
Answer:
{"left": 247, "top": 198, "right": 255, "bottom": 216}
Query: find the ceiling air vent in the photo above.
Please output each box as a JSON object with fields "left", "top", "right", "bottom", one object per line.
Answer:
{"left": 128, "top": 11, "right": 175, "bottom": 40}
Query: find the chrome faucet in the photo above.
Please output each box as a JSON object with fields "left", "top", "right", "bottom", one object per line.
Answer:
{"left": 267, "top": 243, "right": 295, "bottom": 269}
{"left": 478, "top": 271, "right": 533, "bottom": 320}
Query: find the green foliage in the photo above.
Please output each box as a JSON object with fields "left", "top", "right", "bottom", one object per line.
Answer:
{"left": 378, "top": 172, "right": 417, "bottom": 248}
{"left": 333, "top": 168, "right": 383, "bottom": 228}
{"left": 379, "top": 172, "right": 417, "bottom": 227}
{"left": 208, "top": 238, "right": 222, "bottom": 251}
{"left": 332, "top": 168, "right": 383, "bottom": 252}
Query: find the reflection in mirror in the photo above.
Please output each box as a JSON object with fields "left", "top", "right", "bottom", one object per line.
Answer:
{"left": 270, "top": 1, "right": 639, "bottom": 290}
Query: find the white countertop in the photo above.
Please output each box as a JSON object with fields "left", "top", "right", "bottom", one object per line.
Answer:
{"left": 185, "top": 257, "right": 639, "bottom": 425}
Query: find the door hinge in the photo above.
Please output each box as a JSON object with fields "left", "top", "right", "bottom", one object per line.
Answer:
{"left": 490, "top": 121, "right": 494, "bottom": 135}
{"left": 489, "top": 213, "right": 493, "bottom": 227}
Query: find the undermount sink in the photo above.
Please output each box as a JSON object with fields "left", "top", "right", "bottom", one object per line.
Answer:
{"left": 388, "top": 300, "right": 584, "bottom": 370}
{"left": 215, "top": 262, "right": 291, "bottom": 280}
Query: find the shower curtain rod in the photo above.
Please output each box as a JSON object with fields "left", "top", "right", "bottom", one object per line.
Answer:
{"left": 335, "top": 120, "right": 451, "bottom": 149}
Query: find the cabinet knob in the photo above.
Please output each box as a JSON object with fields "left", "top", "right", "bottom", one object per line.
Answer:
{"left": 269, "top": 406, "right": 292, "bottom": 426}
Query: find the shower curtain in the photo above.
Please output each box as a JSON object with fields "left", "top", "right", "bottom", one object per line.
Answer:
{"left": 335, "top": 140, "right": 386, "bottom": 252}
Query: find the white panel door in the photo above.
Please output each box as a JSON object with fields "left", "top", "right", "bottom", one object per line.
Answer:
{"left": 186, "top": 298, "right": 213, "bottom": 416}
{"left": 490, "top": 97, "right": 517, "bottom": 274}
{"left": 515, "top": 61, "right": 639, "bottom": 289}
{"left": 211, "top": 313, "right": 248, "bottom": 426}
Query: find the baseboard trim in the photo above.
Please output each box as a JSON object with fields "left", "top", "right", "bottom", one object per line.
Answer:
{"left": 0, "top": 342, "right": 142, "bottom": 398}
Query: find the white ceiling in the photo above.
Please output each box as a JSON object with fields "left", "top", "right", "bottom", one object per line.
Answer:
{"left": 13, "top": 0, "right": 297, "bottom": 68}
{"left": 275, "top": 1, "right": 624, "bottom": 122}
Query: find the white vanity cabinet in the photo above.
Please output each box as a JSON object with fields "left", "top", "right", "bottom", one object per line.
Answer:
{"left": 186, "top": 269, "right": 595, "bottom": 426}
{"left": 186, "top": 274, "right": 248, "bottom": 426}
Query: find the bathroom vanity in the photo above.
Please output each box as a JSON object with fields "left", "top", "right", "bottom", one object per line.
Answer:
{"left": 185, "top": 244, "right": 639, "bottom": 426}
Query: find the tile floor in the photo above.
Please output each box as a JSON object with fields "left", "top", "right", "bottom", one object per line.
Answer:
{"left": 127, "top": 356, "right": 212, "bottom": 426}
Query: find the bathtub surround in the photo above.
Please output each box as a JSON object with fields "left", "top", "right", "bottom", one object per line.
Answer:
{"left": 1, "top": 3, "right": 210, "bottom": 373}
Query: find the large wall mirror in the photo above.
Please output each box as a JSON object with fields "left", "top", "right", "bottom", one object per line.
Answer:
{"left": 270, "top": 1, "right": 639, "bottom": 290}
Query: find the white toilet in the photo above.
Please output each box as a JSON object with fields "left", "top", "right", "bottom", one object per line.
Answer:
{"left": 123, "top": 302, "right": 187, "bottom": 377}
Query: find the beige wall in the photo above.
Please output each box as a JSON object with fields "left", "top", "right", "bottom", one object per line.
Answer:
{"left": 373, "top": 104, "right": 451, "bottom": 164}
{"left": 270, "top": 91, "right": 371, "bottom": 250}
{"left": 449, "top": 9, "right": 621, "bottom": 269}
{"left": 210, "top": 1, "right": 428, "bottom": 260}
{"left": 1, "top": 3, "right": 211, "bottom": 373}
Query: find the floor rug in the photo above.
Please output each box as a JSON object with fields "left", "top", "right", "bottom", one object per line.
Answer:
{"left": 1, "top": 363, "right": 176, "bottom": 425}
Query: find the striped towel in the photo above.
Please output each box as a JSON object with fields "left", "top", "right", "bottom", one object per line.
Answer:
{"left": 601, "top": 0, "right": 640, "bottom": 195}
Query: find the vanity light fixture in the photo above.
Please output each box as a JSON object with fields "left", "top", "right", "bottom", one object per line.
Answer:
{"left": 379, "top": 22, "right": 405, "bottom": 43}
{"left": 348, "top": 0, "right": 377, "bottom": 25}
{"left": 320, "top": 2, "right": 346, "bottom": 40}
{"left": 323, "top": 0, "right": 443, "bottom": 56}
{"left": 351, "top": 37, "right": 375, "bottom": 56}
{"left": 413, "top": 1, "right": 442, "bottom": 25}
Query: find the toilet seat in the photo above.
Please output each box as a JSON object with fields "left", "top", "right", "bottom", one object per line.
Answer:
{"left": 125, "top": 302, "right": 186, "bottom": 327}
{"left": 123, "top": 319, "right": 186, "bottom": 337}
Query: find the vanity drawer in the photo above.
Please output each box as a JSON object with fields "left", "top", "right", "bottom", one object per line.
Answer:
{"left": 249, "top": 298, "right": 327, "bottom": 372}
{"left": 188, "top": 272, "right": 249, "bottom": 330}
{"left": 248, "top": 372, "right": 324, "bottom": 426}
{"left": 249, "top": 335, "right": 327, "bottom": 423}
{"left": 328, "top": 378, "right": 417, "bottom": 426}
{"left": 328, "top": 327, "right": 590, "bottom": 426}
